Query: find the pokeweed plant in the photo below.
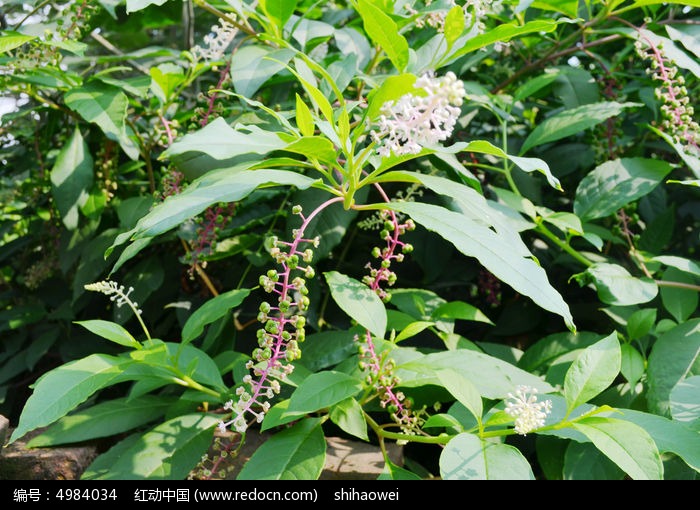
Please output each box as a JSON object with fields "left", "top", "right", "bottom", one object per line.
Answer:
{"left": 3, "top": 0, "right": 699, "bottom": 480}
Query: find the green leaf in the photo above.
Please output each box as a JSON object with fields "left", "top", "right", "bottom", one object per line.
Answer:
{"left": 652, "top": 255, "right": 700, "bottom": 278}
{"left": 397, "top": 349, "right": 555, "bottom": 398}
{"left": 521, "top": 102, "right": 640, "bottom": 154}
{"left": 618, "top": 407, "right": 700, "bottom": 472}
{"left": 260, "top": 0, "right": 297, "bottom": 29}
{"left": 287, "top": 370, "right": 362, "bottom": 414}
{"left": 660, "top": 268, "right": 699, "bottom": 323}
{"left": 572, "top": 417, "right": 663, "bottom": 480}
{"left": 574, "top": 158, "right": 673, "bottom": 222}
{"left": 563, "top": 442, "right": 625, "bottom": 480}
{"left": 82, "top": 413, "right": 218, "bottom": 479}
{"left": 440, "top": 433, "right": 535, "bottom": 480}
{"left": 378, "top": 458, "right": 423, "bottom": 480}
{"left": 181, "top": 288, "right": 251, "bottom": 344}
{"left": 620, "top": 344, "right": 645, "bottom": 387}
{"left": 295, "top": 93, "right": 315, "bottom": 137}
{"left": 126, "top": 0, "right": 169, "bottom": 13}
{"left": 324, "top": 271, "right": 387, "bottom": 338}
{"left": 296, "top": 330, "right": 357, "bottom": 372}
{"left": 449, "top": 19, "right": 558, "bottom": 61}
{"left": 513, "top": 69, "right": 561, "bottom": 103}
{"left": 563, "top": 332, "right": 621, "bottom": 412}
{"left": 366, "top": 73, "right": 417, "bottom": 121}
{"left": 670, "top": 376, "right": 700, "bottom": 424}
{"left": 647, "top": 319, "right": 700, "bottom": 416}
{"left": 431, "top": 301, "right": 493, "bottom": 325}
{"left": 626, "top": 308, "right": 656, "bottom": 340}
{"left": 27, "top": 396, "right": 175, "bottom": 447}
{"left": 74, "top": 319, "right": 141, "bottom": 349}
{"left": 50, "top": 128, "right": 93, "bottom": 231}
{"left": 443, "top": 5, "right": 465, "bottom": 47}
{"left": 283, "top": 136, "right": 337, "bottom": 164}
{"left": 357, "top": 0, "right": 409, "bottom": 71}
{"left": 10, "top": 354, "right": 129, "bottom": 443}
{"left": 329, "top": 398, "right": 368, "bottom": 441}
{"left": 238, "top": 418, "right": 326, "bottom": 480}
{"left": 162, "top": 118, "right": 286, "bottom": 161}
{"left": 666, "top": 24, "right": 700, "bottom": 61}
{"left": 64, "top": 83, "right": 139, "bottom": 160}
{"left": 436, "top": 369, "right": 483, "bottom": 422}
{"left": 107, "top": 168, "right": 317, "bottom": 258}
{"left": 230, "top": 46, "right": 295, "bottom": 97}
{"left": 0, "top": 31, "right": 36, "bottom": 53}
{"left": 387, "top": 201, "right": 575, "bottom": 331}
{"left": 149, "top": 63, "right": 185, "bottom": 105}
{"left": 394, "top": 321, "right": 435, "bottom": 343}
{"left": 583, "top": 263, "right": 658, "bottom": 306}
{"left": 518, "top": 331, "right": 602, "bottom": 372}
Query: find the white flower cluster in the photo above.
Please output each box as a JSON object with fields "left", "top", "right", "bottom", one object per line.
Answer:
{"left": 406, "top": 0, "right": 503, "bottom": 35}
{"left": 372, "top": 71, "right": 466, "bottom": 158}
{"left": 505, "top": 385, "right": 552, "bottom": 435}
{"left": 192, "top": 17, "right": 237, "bottom": 62}
{"left": 84, "top": 280, "right": 142, "bottom": 314}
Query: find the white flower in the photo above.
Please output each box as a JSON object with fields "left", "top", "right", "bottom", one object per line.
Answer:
{"left": 505, "top": 385, "right": 552, "bottom": 435}
{"left": 192, "top": 17, "right": 237, "bottom": 62}
{"left": 372, "top": 71, "right": 466, "bottom": 158}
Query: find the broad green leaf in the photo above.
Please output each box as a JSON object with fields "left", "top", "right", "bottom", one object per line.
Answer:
{"left": 518, "top": 331, "right": 602, "bottom": 372}
{"left": 260, "top": 0, "right": 297, "bottom": 29}
{"left": 149, "top": 63, "right": 185, "bottom": 104}
{"left": 27, "top": 396, "right": 174, "bottom": 447}
{"left": 620, "top": 344, "right": 645, "bottom": 387}
{"left": 387, "top": 201, "right": 575, "bottom": 331}
{"left": 573, "top": 417, "right": 663, "bottom": 480}
{"left": 563, "top": 442, "right": 625, "bottom": 480}
{"left": 574, "top": 158, "right": 673, "bottom": 221}
{"left": 295, "top": 93, "right": 314, "bottom": 137}
{"left": 262, "top": 399, "right": 306, "bottom": 431}
{"left": 64, "top": 83, "right": 139, "bottom": 160}
{"left": 443, "top": 6, "right": 465, "bottom": 47}
{"left": 670, "top": 376, "right": 700, "bottom": 424}
{"left": 357, "top": 0, "right": 409, "bottom": 71}
{"left": 126, "top": 0, "right": 169, "bottom": 13}
{"left": 283, "top": 136, "right": 337, "bottom": 164}
{"left": 423, "top": 413, "right": 464, "bottom": 431}
{"left": 395, "top": 321, "right": 435, "bottom": 343}
{"left": 181, "top": 288, "right": 251, "bottom": 344}
{"left": 431, "top": 301, "right": 493, "bottom": 325}
{"left": 666, "top": 24, "right": 700, "bottom": 60}
{"left": 82, "top": 414, "right": 218, "bottom": 479}
{"left": 618, "top": 408, "right": 700, "bottom": 472}
{"left": 563, "top": 332, "right": 621, "bottom": 412}
{"left": 436, "top": 369, "right": 483, "bottom": 422}
{"left": 378, "top": 458, "right": 423, "bottom": 480}
{"left": 107, "top": 168, "right": 317, "bottom": 257}
{"left": 74, "top": 319, "right": 141, "bottom": 349}
{"left": 162, "top": 118, "right": 286, "bottom": 161}
{"left": 660, "top": 268, "right": 698, "bottom": 323}
{"left": 647, "top": 319, "right": 700, "bottom": 416}
{"left": 329, "top": 397, "right": 368, "bottom": 441}
{"left": 396, "top": 349, "right": 555, "bottom": 398}
{"left": 296, "top": 330, "right": 357, "bottom": 372}
{"left": 626, "top": 308, "right": 656, "bottom": 340}
{"left": 521, "top": 102, "right": 640, "bottom": 154}
{"left": 0, "top": 31, "right": 36, "bottom": 53}
{"left": 449, "top": 19, "right": 557, "bottom": 61}
{"left": 440, "top": 433, "right": 535, "bottom": 480}
{"left": 238, "top": 418, "right": 326, "bottom": 480}
{"left": 583, "top": 263, "right": 658, "bottom": 306}
{"left": 230, "top": 46, "right": 295, "bottom": 97}
{"left": 553, "top": 67, "right": 600, "bottom": 109}
{"left": 652, "top": 255, "right": 700, "bottom": 278}
{"left": 287, "top": 370, "right": 362, "bottom": 414}
{"left": 366, "top": 73, "right": 417, "bottom": 121}
{"left": 536, "top": 436, "right": 567, "bottom": 480}
{"left": 513, "top": 68, "right": 561, "bottom": 102}
{"left": 649, "top": 125, "right": 700, "bottom": 180}
{"left": 324, "top": 271, "right": 387, "bottom": 338}
{"left": 10, "top": 354, "right": 130, "bottom": 443}
{"left": 531, "top": 0, "right": 579, "bottom": 18}
{"left": 50, "top": 128, "right": 93, "bottom": 230}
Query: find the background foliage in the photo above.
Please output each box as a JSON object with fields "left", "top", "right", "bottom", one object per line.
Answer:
{"left": 1, "top": 0, "right": 699, "bottom": 480}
